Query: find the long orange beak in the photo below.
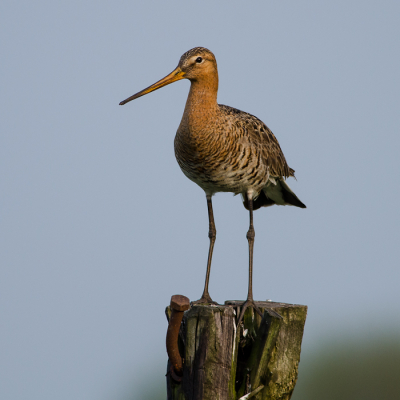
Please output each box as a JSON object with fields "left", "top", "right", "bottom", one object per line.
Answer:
{"left": 119, "top": 66, "right": 185, "bottom": 105}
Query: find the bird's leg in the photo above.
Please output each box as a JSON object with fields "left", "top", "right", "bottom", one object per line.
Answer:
{"left": 192, "top": 195, "right": 219, "bottom": 305}
{"left": 237, "top": 197, "right": 263, "bottom": 325}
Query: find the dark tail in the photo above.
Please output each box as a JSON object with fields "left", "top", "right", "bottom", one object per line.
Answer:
{"left": 243, "top": 191, "right": 275, "bottom": 210}
{"left": 242, "top": 178, "right": 306, "bottom": 210}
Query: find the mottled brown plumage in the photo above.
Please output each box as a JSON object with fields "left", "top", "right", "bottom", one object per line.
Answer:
{"left": 119, "top": 47, "right": 306, "bottom": 324}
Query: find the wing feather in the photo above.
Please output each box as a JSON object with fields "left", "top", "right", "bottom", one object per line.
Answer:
{"left": 219, "top": 105, "right": 293, "bottom": 178}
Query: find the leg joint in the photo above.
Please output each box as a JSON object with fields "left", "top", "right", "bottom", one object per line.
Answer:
{"left": 208, "top": 225, "right": 217, "bottom": 240}
{"left": 246, "top": 226, "right": 255, "bottom": 240}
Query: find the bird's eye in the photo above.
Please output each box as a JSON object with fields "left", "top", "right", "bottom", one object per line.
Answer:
{"left": 196, "top": 57, "right": 203, "bottom": 63}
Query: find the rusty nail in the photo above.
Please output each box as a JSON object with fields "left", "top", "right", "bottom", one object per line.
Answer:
{"left": 166, "top": 294, "right": 190, "bottom": 382}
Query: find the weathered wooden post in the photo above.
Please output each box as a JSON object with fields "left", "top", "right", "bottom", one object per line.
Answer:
{"left": 166, "top": 297, "right": 307, "bottom": 400}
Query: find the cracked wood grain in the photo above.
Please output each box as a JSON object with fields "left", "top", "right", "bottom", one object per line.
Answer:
{"left": 166, "top": 301, "right": 307, "bottom": 400}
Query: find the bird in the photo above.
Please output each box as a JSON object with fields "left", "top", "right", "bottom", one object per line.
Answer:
{"left": 119, "top": 47, "right": 306, "bottom": 323}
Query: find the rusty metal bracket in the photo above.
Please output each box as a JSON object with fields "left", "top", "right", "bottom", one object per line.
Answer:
{"left": 166, "top": 294, "right": 190, "bottom": 382}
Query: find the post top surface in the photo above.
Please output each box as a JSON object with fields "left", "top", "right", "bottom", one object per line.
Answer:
{"left": 225, "top": 300, "right": 307, "bottom": 309}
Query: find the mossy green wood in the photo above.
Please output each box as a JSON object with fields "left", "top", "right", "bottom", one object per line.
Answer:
{"left": 166, "top": 301, "right": 307, "bottom": 400}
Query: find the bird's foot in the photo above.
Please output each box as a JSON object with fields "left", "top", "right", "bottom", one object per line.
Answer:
{"left": 236, "top": 299, "right": 264, "bottom": 327}
{"left": 191, "top": 293, "right": 219, "bottom": 306}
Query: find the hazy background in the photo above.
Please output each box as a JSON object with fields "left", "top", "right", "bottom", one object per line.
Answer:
{"left": 1, "top": 1, "right": 399, "bottom": 399}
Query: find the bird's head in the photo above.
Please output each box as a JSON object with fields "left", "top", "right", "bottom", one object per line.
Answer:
{"left": 119, "top": 47, "right": 217, "bottom": 105}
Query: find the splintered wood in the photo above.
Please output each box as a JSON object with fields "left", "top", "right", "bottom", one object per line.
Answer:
{"left": 166, "top": 301, "right": 307, "bottom": 400}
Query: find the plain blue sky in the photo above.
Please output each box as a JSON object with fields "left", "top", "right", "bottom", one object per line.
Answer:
{"left": 1, "top": 1, "right": 399, "bottom": 399}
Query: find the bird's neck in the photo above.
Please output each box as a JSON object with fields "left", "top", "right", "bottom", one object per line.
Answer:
{"left": 184, "top": 77, "right": 219, "bottom": 117}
